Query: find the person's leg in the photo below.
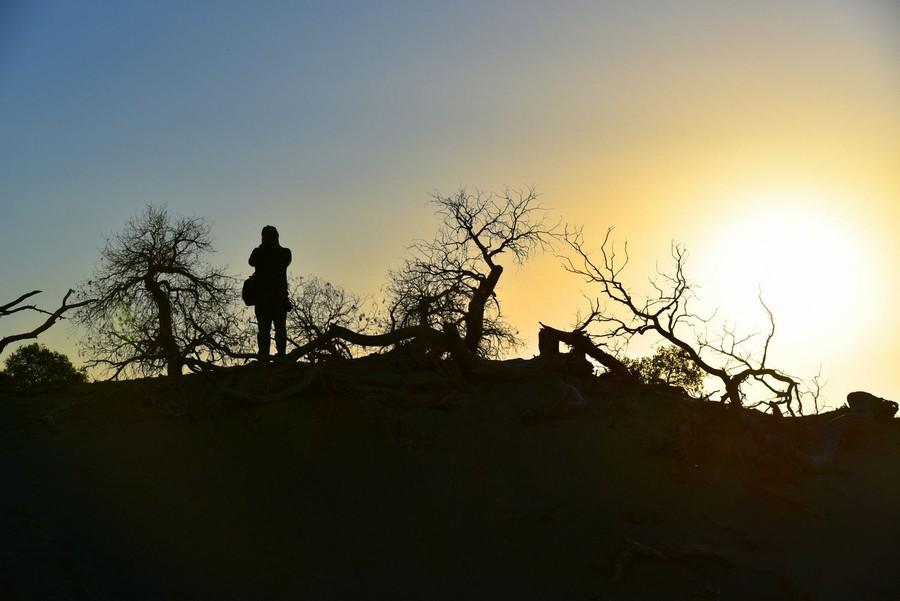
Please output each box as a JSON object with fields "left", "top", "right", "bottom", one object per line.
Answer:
{"left": 255, "top": 306, "right": 273, "bottom": 358}
{"left": 274, "top": 309, "right": 288, "bottom": 357}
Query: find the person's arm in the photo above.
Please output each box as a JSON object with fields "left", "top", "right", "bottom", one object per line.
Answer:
{"left": 284, "top": 248, "right": 292, "bottom": 267}
{"left": 249, "top": 247, "right": 259, "bottom": 266}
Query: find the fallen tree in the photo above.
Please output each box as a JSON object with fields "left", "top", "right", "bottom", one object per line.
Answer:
{"left": 537, "top": 323, "right": 633, "bottom": 380}
{"left": 289, "top": 323, "right": 476, "bottom": 370}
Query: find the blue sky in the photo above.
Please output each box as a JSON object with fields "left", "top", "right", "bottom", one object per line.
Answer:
{"left": 3, "top": 1, "right": 701, "bottom": 293}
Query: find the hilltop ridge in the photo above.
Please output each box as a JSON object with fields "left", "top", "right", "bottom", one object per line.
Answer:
{"left": 2, "top": 356, "right": 899, "bottom": 600}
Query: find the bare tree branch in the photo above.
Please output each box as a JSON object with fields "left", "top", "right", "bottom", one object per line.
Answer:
{"left": 286, "top": 277, "right": 376, "bottom": 362}
{"left": 386, "top": 188, "right": 556, "bottom": 358}
{"left": 562, "top": 227, "right": 809, "bottom": 411}
{"left": 74, "top": 205, "right": 238, "bottom": 379}
{"left": 0, "top": 289, "right": 94, "bottom": 355}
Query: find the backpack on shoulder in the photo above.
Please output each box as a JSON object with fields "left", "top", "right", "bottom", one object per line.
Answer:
{"left": 242, "top": 274, "right": 258, "bottom": 307}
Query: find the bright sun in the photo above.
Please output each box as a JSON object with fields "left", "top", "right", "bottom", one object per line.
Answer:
{"left": 695, "top": 191, "right": 881, "bottom": 364}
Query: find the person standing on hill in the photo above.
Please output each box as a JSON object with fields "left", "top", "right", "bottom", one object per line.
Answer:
{"left": 249, "top": 225, "right": 292, "bottom": 359}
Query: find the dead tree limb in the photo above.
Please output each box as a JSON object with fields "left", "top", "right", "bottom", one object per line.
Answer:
{"left": 538, "top": 323, "right": 633, "bottom": 379}
{"left": 284, "top": 323, "right": 476, "bottom": 370}
{"left": 1, "top": 290, "right": 45, "bottom": 317}
{"left": 0, "top": 289, "right": 94, "bottom": 355}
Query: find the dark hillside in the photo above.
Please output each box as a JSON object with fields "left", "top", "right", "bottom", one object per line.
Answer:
{"left": 2, "top": 358, "right": 899, "bottom": 600}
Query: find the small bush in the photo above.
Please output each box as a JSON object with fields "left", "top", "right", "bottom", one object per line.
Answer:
{"left": 2, "top": 343, "right": 87, "bottom": 391}
{"left": 625, "top": 345, "right": 704, "bottom": 396}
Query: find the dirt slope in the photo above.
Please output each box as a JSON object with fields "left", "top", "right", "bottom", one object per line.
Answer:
{"left": 2, "top": 358, "right": 899, "bottom": 600}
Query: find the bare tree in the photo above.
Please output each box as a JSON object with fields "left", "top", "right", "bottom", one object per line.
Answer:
{"left": 74, "top": 205, "right": 236, "bottom": 379}
{"left": 563, "top": 227, "right": 811, "bottom": 413}
{"left": 386, "top": 188, "right": 555, "bottom": 357}
{"left": 1, "top": 289, "right": 93, "bottom": 356}
{"left": 287, "top": 276, "right": 375, "bottom": 362}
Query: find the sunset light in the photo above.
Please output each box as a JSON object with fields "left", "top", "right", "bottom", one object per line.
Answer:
{"left": 2, "top": 2, "right": 899, "bottom": 598}
{"left": 695, "top": 189, "right": 882, "bottom": 348}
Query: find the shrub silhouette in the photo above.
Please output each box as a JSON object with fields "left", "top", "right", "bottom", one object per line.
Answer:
{"left": 624, "top": 345, "right": 704, "bottom": 396}
{"left": 3, "top": 343, "right": 87, "bottom": 391}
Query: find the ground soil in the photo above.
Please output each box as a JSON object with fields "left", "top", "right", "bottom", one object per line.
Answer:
{"left": 2, "top": 357, "right": 899, "bottom": 600}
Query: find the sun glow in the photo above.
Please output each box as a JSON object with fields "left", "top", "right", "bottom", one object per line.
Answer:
{"left": 694, "top": 190, "right": 882, "bottom": 365}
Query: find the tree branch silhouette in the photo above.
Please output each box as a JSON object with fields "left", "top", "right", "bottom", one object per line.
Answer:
{"left": 562, "top": 226, "right": 808, "bottom": 412}
{"left": 386, "top": 188, "right": 556, "bottom": 358}
{"left": 1, "top": 289, "right": 94, "bottom": 356}
{"left": 74, "top": 205, "right": 237, "bottom": 379}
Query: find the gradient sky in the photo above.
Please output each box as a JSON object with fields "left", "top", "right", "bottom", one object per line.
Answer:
{"left": 2, "top": 1, "right": 898, "bottom": 407}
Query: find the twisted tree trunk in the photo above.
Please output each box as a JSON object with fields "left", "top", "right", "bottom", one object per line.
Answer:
{"left": 463, "top": 264, "right": 503, "bottom": 353}
{"left": 144, "top": 275, "right": 182, "bottom": 378}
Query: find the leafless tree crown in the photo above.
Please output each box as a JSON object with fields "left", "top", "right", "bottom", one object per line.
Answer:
{"left": 387, "top": 188, "right": 556, "bottom": 358}
{"left": 74, "top": 205, "right": 237, "bottom": 379}
{"left": 563, "top": 226, "right": 815, "bottom": 414}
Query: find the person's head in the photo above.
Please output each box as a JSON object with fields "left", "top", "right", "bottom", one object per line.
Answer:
{"left": 261, "top": 225, "right": 279, "bottom": 246}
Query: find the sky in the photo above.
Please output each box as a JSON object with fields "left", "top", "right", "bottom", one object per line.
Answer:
{"left": 1, "top": 1, "right": 898, "bottom": 408}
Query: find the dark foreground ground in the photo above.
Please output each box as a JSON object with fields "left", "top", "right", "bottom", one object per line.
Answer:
{"left": 2, "top": 357, "right": 899, "bottom": 600}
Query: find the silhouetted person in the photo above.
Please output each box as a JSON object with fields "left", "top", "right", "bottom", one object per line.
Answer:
{"left": 249, "top": 225, "right": 292, "bottom": 359}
